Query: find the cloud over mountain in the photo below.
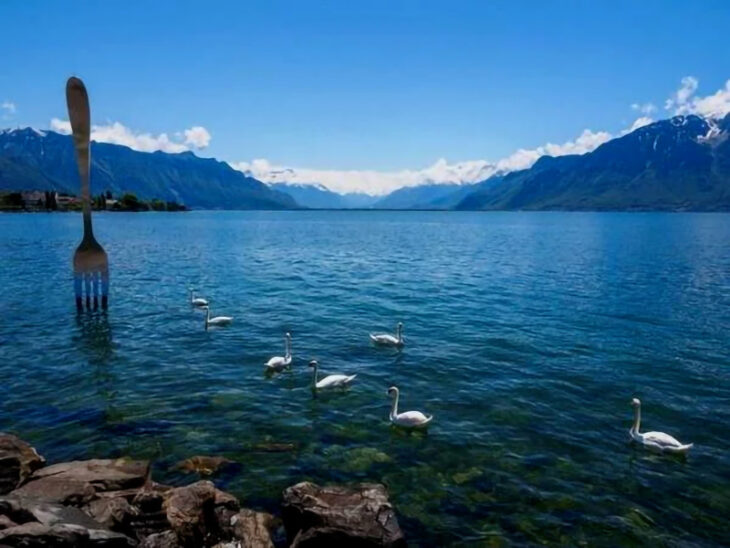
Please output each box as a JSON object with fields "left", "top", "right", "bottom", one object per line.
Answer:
{"left": 231, "top": 127, "right": 612, "bottom": 196}
{"left": 49, "top": 118, "right": 212, "bottom": 154}
{"left": 665, "top": 76, "right": 730, "bottom": 119}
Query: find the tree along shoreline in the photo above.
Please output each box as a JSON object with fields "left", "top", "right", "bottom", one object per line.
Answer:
{"left": 0, "top": 190, "right": 187, "bottom": 212}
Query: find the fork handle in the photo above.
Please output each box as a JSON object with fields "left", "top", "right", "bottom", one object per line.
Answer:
{"left": 66, "top": 77, "right": 94, "bottom": 240}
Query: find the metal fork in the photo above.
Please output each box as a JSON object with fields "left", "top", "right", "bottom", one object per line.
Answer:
{"left": 67, "top": 77, "right": 109, "bottom": 311}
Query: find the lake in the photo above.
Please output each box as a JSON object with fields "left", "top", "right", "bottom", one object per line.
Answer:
{"left": 1, "top": 211, "right": 729, "bottom": 546}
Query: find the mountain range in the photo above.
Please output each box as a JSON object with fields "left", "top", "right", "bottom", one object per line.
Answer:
{"left": 456, "top": 114, "right": 730, "bottom": 211}
{"left": 0, "top": 128, "right": 296, "bottom": 209}
{"left": 371, "top": 182, "right": 485, "bottom": 209}
{"left": 269, "top": 183, "right": 377, "bottom": 209}
{"left": 271, "top": 114, "right": 730, "bottom": 211}
{"left": 2, "top": 113, "right": 729, "bottom": 211}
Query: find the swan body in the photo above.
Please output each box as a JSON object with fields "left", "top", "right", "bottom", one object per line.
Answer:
{"left": 629, "top": 398, "right": 692, "bottom": 454}
{"left": 388, "top": 386, "right": 432, "bottom": 428}
{"left": 189, "top": 288, "right": 208, "bottom": 307}
{"left": 265, "top": 333, "right": 292, "bottom": 372}
{"left": 370, "top": 322, "right": 404, "bottom": 347}
{"left": 308, "top": 360, "right": 356, "bottom": 391}
{"left": 203, "top": 306, "right": 233, "bottom": 329}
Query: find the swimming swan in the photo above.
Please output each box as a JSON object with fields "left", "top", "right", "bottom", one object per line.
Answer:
{"left": 370, "top": 322, "right": 404, "bottom": 347}
{"left": 203, "top": 306, "right": 233, "bottom": 329}
{"left": 265, "top": 332, "right": 292, "bottom": 372}
{"left": 308, "top": 359, "right": 356, "bottom": 391}
{"left": 629, "top": 398, "right": 692, "bottom": 454}
{"left": 387, "top": 386, "right": 432, "bottom": 428}
{"left": 189, "top": 288, "right": 208, "bottom": 307}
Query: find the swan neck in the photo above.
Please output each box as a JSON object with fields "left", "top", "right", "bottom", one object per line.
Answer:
{"left": 631, "top": 405, "right": 641, "bottom": 434}
{"left": 390, "top": 391, "right": 399, "bottom": 419}
{"left": 311, "top": 364, "right": 318, "bottom": 386}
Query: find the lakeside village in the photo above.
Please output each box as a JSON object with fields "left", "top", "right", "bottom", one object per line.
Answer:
{"left": 0, "top": 189, "right": 187, "bottom": 212}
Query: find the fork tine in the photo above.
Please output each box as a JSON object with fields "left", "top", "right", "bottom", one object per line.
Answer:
{"left": 75, "top": 273, "right": 83, "bottom": 311}
{"left": 84, "top": 273, "right": 92, "bottom": 310}
{"left": 92, "top": 271, "right": 100, "bottom": 310}
{"left": 101, "top": 270, "right": 109, "bottom": 309}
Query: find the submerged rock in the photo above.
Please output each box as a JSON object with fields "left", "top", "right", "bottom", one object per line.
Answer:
{"left": 176, "top": 456, "right": 234, "bottom": 476}
{"left": 249, "top": 442, "right": 298, "bottom": 453}
{"left": 0, "top": 433, "right": 45, "bottom": 495}
{"left": 282, "top": 482, "right": 406, "bottom": 547}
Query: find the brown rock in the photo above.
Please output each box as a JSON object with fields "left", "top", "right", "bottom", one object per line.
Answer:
{"left": 11, "top": 475, "right": 97, "bottom": 506}
{"left": 160, "top": 481, "right": 246, "bottom": 547}
{"left": 12, "top": 458, "right": 149, "bottom": 506}
{"left": 0, "top": 433, "right": 45, "bottom": 495}
{"left": 0, "top": 514, "right": 18, "bottom": 530}
{"left": 0, "top": 495, "right": 103, "bottom": 529}
{"left": 29, "top": 458, "right": 149, "bottom": 491}
{"left": 282, "top": 482, "right": 406, "bottom": 548}
{"left": 230, "top": 509, "right": 276, "bottom": 548}
{"left": 163, "top": 480, "right": 218, "bottom": 547}
{"left": 84, "top": 496, "right": 138, "bottom": 534}
{"left": 0, "top": 496, "right": 136, "bottom": 547}
{"left": 139, "top": 529, "right": 179, "bottom": 548}
{"left": 129, "top": 484, "right": 175, "bottom": 540}
{"left": 81, "top": 483, "right": 172, "bottom": 540}
{"left": 0, "top": 522, "right": 88, "bottom": 547}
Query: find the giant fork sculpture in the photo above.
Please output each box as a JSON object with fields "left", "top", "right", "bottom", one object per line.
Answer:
{"left": 67, "top": 77, "right": 109, "bottom": 310}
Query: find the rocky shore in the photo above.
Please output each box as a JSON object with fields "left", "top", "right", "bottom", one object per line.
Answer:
{"left": 0, "top": 433, "right": 407, "bottom": 547}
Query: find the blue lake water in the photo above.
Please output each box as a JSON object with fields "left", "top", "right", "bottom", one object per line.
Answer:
{"left": 1, "top": 210, "right": 729, "bottom": 546}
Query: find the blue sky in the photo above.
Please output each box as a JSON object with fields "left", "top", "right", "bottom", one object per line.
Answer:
{"left": 1, "top": 0, "right": 729, "bottom": 194}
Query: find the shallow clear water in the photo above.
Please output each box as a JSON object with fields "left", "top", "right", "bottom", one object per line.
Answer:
{"left": 1, "top": 211, "right": 729, "bottom": 546}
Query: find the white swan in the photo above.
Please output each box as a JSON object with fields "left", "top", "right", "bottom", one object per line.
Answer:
{"left": 265, "top": 333, "right": 292, "bottom": 372}
{"left": 203, "top": 306, "right": 233, "bottom": 329}
{"left": 387, "top": 386, "right": 432, "bottom": 428}
{"left": 308, "top": 360, "right": 356, "bottom": 391}
{"left": 629, "top": 398, "right": 692, "bottom": 454}
{"left": 370, "top": 322, "right": 404, "bottom": 347}
{"left": 189, "top": 288, "right": 208, "bottom": 307}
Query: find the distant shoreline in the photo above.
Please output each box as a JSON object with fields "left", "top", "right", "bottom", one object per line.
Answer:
{"left": 2, "top": 207, "right": 729, "bottom": 214}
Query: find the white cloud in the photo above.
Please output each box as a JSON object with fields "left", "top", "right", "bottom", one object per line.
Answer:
{"left": 49, "top": 118, "right": 211, "bottom": 153}
{"left": 680, "top": 80, "right": 730, "bottom": 119}
{"left": 494, "top": 129, "right": 612, "bottom": 172}
{"left": 50, "top": 118, "right": 71, "bottom": 133}
{"left": 183, "top": 126, "right": 211, "bottom": 148}
{"left": 230, "top": 158, "right": 498, "bottom": 196}
{"left": 665, "top": 76, "right": 699, "bottom": 112}
{"left": 663, "top": 77, "right": 730, "bottom": 119}
{"left": 2, "top": 101, "right": 16, "bottom": 114}
{"left": 623, "top": 116, "right": 654, "bottom": 134}
{"left": 231, "top": 128, "right": 612, "bottom": 195}
{"left": 631, "top": 102, "right": 656, "bottom": 115}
